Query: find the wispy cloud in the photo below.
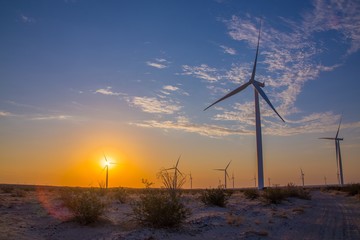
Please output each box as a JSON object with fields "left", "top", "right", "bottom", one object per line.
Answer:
{"left": 95, "top": 86, "right": 124, "bottom": 96}
{"left": 0, "top": 111, "right": 12, "bottom": 117}
{"left": 181, "top": 64, "right": 222, "bottom": 82}
{"left": 220, "top": 45, "right": 236, "bottom": 55}
{"left": 146, "top": 58, "right": 170, "bottom": 69}
{"left": 31, "top": 115, "right": 72, "bottom": 121}
{"left": 126, "top": 96, "right": 181, "bottom": 114}
{"left": 20, "top": 14, "right": 36, "bottom": 24}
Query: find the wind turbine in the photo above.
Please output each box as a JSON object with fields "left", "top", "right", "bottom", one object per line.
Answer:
{"left": 213, "top": 160, "right": 232, "bottom": 189}
{"left": 204, "top": 22, "right": 285, "bottom": 190}
{"left": 319, "top": 116, "right": 344, "bottom": 185}
{"left": 300, "top": 168, "right": 305, "bottom": 187}
{"left": 103, "top": 153, "right": 115, "bottom": 189}
{"left": 164, "top": 155, "right": 183, "bottom": 188}
{"left": 231, "top": 172, "right": 235, "bottom": 189}
{"left": 189, "top": 172, "right": 193, "bottom": 189}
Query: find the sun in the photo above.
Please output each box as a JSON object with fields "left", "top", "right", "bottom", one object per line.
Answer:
{"left": 101, "top": 156, "right": 116, "bottom": 169}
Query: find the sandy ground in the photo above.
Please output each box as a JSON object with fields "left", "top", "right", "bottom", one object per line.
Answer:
{"left": 0, "top": 187, "right": 359, "bottom": 240}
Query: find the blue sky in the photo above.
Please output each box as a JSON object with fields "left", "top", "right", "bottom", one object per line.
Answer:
{"left": 1, "top": 0, "right": 359, "bottom": 187}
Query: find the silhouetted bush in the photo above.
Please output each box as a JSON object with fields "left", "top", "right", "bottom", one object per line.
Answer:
{"left": 262, "top": 187, "right": 286, "bottom": 204}
{"left": 61, "top": 189, "right": 106, "bottom": 225}
{"left": 243, "top": 188, "right": 260, "bottom": 200}
{"left": 284, "top": 183, "right": 311, "bottom": 200}
{"left": 113, "top": 187, "right": 128, "bottom": 203}
{"left": 132, "top": 190, "right": 190, "bottom": 228}
{"left": 200, "top": 188, "right": 231, "bottom": 207}
{"left": 343, "top": 183, "right": 360, "bottom": 196}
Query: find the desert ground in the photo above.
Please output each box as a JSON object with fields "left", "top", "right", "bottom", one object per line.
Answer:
{"left": 0, "top": 185, "right": 359, "bottom": 240}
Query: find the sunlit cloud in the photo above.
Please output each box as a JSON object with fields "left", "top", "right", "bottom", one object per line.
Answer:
{"left": 181, "top": 64, "right": 222, "bottom": 82}
{"left": 95, "top": 86, "right": 124, "bottom": 96}
{"left": 163, "top": 85, "right": 179, "bottom": 91}
{"left": 126, "top": 96, "right": 181, "bottom": 114}
{"left": 146, "top": 58, "right": 170, "bottom": 69}
{"left": 0, "top": 111, "right": 12, "bottom": 117}
{"left": 220, "top": 45, "right": 236, "bottom": 55}
{"left": 31, "top": 115, "right": 72, "bottom": 121}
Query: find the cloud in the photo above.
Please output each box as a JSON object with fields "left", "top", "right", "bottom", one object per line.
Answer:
{"left": 95, "top": 86, "right": 124, "bottom": 96}
{"left": 146, "top": 58, "right": 170, "bottom": 69}
{"left": 126, "top": 96, "right": 181, "bottom": 114}
{"left": 181, "top": 64, "right": 222, "bottom": 82}
{"left": 0, "top": 111, "right": 12, "bottom": 117}
{"left": 31, "top": 115, "right": 72, "bottom": 121}
{"left": 163, "top": 85, "right": 179, "bottom": 91}
{"left": 20, "top": 14, "right": 36, "bottom": 24}
{"left": 129, "top": 116, "right": 252, "bottom": 138}
{"left": 220, "top": 45, "right": 237, "bottom": 55}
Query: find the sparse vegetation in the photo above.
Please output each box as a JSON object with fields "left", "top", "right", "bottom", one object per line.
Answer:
{"left": 200, "top": 188, "right": 231, "bottom": 207}
{"left": 262, "top": 187, "right": 286, "bottom": 204}
{"left": 60, "top": 189, "right": 106, "bottom": 225}
{"left": 113, "top": 187, "right": 129, "bottom": 203}
{"left": 284, "top": 183, "right": 311, "bottom": 200}
{"left": 243, "top": 188, "right": 260, "bottom": 200}
{"left": 132, "top": 190, "right": 190, "bottom": 228}
{"left": 11, "top": 189, "right": 26, "bottom": 198}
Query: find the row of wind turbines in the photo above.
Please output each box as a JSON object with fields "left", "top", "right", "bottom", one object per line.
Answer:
{"left": 102, "top": 22, "right": 346, "bottom": 190}
{"left": 203, "top": 22, "right": 346, "bottom": 189}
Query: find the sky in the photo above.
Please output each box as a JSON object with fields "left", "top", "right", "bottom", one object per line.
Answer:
{"left": 1, "top": 0, "right": 360, "bottom": 188}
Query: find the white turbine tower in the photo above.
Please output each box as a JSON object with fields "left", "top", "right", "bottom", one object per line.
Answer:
{"left": 319, "top": 116, "right": 344, "bottom": 185}
{"left": 213, "top": 160, "right": 232, "bottom": 189}
{"left": 103, "top": 153, "right": 115, "bottom": 189}
{"left": 165, "top": 155, "right": 183, "bottom": 188}
{"left": 204, "top": 22, "right": 285, "bottom": 189}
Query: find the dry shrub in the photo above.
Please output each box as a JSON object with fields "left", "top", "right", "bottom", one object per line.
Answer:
{"left": 1, "top": 185, "right": 14, "bottom": 194}
{"left": 200, "top": 188, "right": 231, "bottom": 207}
{"left": 113, "top": 187, "right": 128, "bottom": 204}
{"left": 132, "top": 190, "right": 190, "bottom": 228}
{"left": 11, "top": 189, "right": 26, "bottom": 197}
{"left": 226, "top": 212, "right": 244, "bottom": 226}
{"left": 243, "top": 188, "right": 260, "bottom": 200}
{"left": 262, "top": 187, "right": 286, "bottom": 204}
{"left": 284, "top": 183, "right": 311, "bottom": 200}
{"left": 61, "top": 189, "right": 106, "bottom": 225}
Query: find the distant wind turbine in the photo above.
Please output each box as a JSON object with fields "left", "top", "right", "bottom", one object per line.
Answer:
{"left": 103, "top": 153, "right": 115, "bottom": 189}
{"left": 189, "top": 172, "right": 193, "bottom": 189}
{"left": 231, "top": 172, "right": 235, "bottom": 189}
{"left": 300, "top": 168, "right": 305, "bottom": 187}
{"left": 319, "top": 116, "right": 344, "bottom": 185}
{"left": 213, "top": 160, "right": 232, "bottom": 189}
{"left": 204, "top": 22, "right": 285, "bottom": 190}
{"left": 164, "top": 155, "right": 183, "bottom": 188}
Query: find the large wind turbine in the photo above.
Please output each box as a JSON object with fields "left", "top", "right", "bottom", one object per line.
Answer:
{"left": 204, "top": 23, "right": 285, "bottom": 189}
{"left": 319, "top": 116, "right": 344, "bottom": 185}
{"left": 165, "top": 155, "right": 183, "bottom": 188}
{"left": 103, "top": 153, "right": 115, "bottom": 189}
{"left": 213, "top": 160, "right": 231, "bottom": 189}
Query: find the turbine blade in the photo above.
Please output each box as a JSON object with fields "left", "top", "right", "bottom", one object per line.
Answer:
{"left": 250, "top": 22, "right": 262, "bottom": 82}
{"left": 204, "top": 81, "right": 251, "bottom": 111}
{"left": 175, "top": 154, "right": 181, "bottom": 168}
{"left": 253, "top": 81, "right": 285, "bottom": 122}
{"left": 176, "top": 168, "right": 183, "bottom": 176}
{"left": 226, "top": 171, "right": 230, "bottom": 179}
{"left": 213, "top": 169, "right": 224, "bottom": 171}
{"left": 103, "top": 152, "right": 108, "bottom": 162}
{"left": 319, "top": 137, "right": 336, "bottom": 140}
{"left": 335, "top": 115, "right": 342, "bottom": 138}
{"left": 225, "top": 160, "right": 232, "bottom": 170}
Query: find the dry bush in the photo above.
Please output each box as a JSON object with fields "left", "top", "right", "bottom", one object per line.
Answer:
{"left": 200, "top": 188, "right": 231, "bottom": 207}
{"left": 284, "top": 183, "right": 311, "bottom": 200}
{"left": 132, "top": 190, "right": 190, "bottom": 228}
{"left": 262, "top": 187, "right": 286, "bottom": 204}
{"left": 113, "top": 187, "right": 129, "bottom": 203}
{"left": 1, "top": 185, "right": 14, "bottom": 194}
{"left": 11, "top": 188, "right": 26, "bottom": 197}
{"left": 226, "top": 212, "right": 244, "bottom": 226}
{"left": 242, "top": 188, "right": 260, "bottom": 200}
{"left": 60, "top": 189, "right": 106, "bottom": 225}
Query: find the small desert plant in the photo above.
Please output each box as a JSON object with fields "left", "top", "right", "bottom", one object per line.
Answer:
{"left": 262, "top": 187, "right": 286, "bottom": 204}
{"left": 61, "top": 189, "right": 106, "bottom": 225}
{"left": 1, "top": 185, "right": 14, "bottom": 194}
{"left": 11, "top": 189, "right": 26, "bottom": 197}
{"left": 200, "top": 188, "right": 230, "bottom": 207}
{"left": 132, "top": 190, "right": 190, "bottom": 228}
{"left": 343, "top": 183, "right": 360, "bottom": 196}
{"left": 243, "top": 188, "right": 260, "bottom": 200}
{"left": 113, "top": 187, "right": 128, "bottom": 203}
{"left": 284, "top": 183, "right": 311, "bottom": 200}
{"left": 157, "top": 169, "right": 186, "bottom": 192}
